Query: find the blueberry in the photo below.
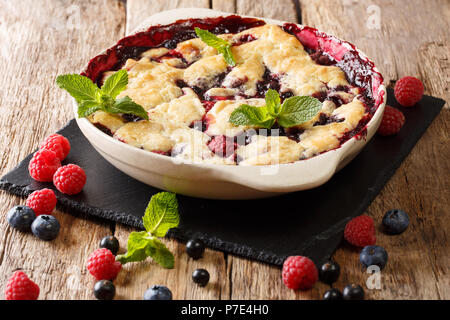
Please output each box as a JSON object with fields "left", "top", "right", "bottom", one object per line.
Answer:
{"left": 382, "top": 209, "right": 409, "bottom": 235}
{"left": 319, "top": 260, "right": 340, "bottom": 285}
{"left": 100, "top": 235, "right": 119, "bottom": 255}
{"left": 323, "top": 288, "right": 343, "bottom": 300}
{"left": 7, "top": 206, "right": 36, "bottom": 232}
{"left": 143, "top": 285, "right": 172, "bottom": 300}
{"left": 31, "top": 215, "right": 60, "bottom": 241}
{"left": 186, "top": 238, "right": 205, "bottom": 260}
{"left": 360, "top": 245, "right": 388, "bottom": 269}
{"left": 163, "top": 39, "right": 178, "bottom": 49}
{"left": 192, "top": 269, "right": 210, "bottom": 287}
{"left": 94, "top": 280, "right": 115, "bottom": 300}
{"left": 343, "top": 284, "right": 365, "bottom": 300}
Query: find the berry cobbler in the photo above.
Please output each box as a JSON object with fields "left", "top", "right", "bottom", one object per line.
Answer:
{"left": 83, "top": 16, "right": 383, "bottom": 166}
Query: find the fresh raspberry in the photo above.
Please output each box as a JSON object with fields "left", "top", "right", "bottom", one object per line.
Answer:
{"left": 377, "top": 105, "right": 405, "bottom": 136}
{"left": 344, "top": 215, "right": 376, "bottom": 247}
{"left": 282, "top": 256, "right": 318, "bottom": 290}
{"left": 394, "top": 76, "right": 424, "bottom": 107}
{"left": 208, "top": 135, "right": 236, "bottom": 158}
{"left": 26, "top": 188, "right": 57, "bottom": 216}
{"left": 40, "top": 139, "right": 64, "bottom": 161}
{"left": 28, "top": 149, "right": 61, "bottom": 182}
{"left": 5, "top": 271, "right": 40, "bottom": 300}
{"left": 87, "top": 248, "right": 122, "bottom": 280}
{"left": 53, "top": 164, "right": 86, "bottom": 195}
{"left": 41, "top": 134, "right": 71, "bottom": 160}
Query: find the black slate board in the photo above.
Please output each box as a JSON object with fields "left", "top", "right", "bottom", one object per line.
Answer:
{"left": 0, "top": 88, "right": 445, "bottom": 266}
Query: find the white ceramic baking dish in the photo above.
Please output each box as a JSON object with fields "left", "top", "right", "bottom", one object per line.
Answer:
{"left": 74, "top": 8, "right": 386, "bottom": 199}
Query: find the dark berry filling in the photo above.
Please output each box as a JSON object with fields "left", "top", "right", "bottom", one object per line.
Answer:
{"left": 121, "top": 113, "right": 144, "bottom": 123}
{"left": 201, "top": 100, "right": 216, "bottom": 113}
{"left": 84, "top": 16, "right": 265, "bottom": 85}
{"left": 94, "top": 123, "right": 113, "bottom": 137}
{"left": 338, "top": 114, "right": 370, "bottom": 143}
{"left": 284, "top": 127, "right": 305, "bottom": 142}
{"left": 312, "top": 91, "right": 327, "bottom": 102}
{"left": 255, "top": 68, "right": 281, "bottom": 97}
{"left": 151, "top": 49, "right": 189, "bottom": 68}
{"left": 313, "top": 113, "right": 330, "bottom": 126}
{"left": 83, "top": 16, "right": 384, "bottom": 164}
{"left": 228, "top": 76, "right": 248, "bottom": 89}
{"left": 336, "top": 51, "right": 375, "bottom": 100}
{"left": 162, "top": 39, "right": 178, "bottom": 50}
{"left": 176, "top": 71, "right": 230, "bottom": 100}
{"left": 282, "top": 22, "right": 381, "bottom": 105}
{"left": 309, "top": 49, "right": 336, "bottom": 66}
{"left": 312, "top": 85, "right": 352, "bottom": 108}
{"left": 233, "top": 34, "right": 257, "bottom": 46}
{"left": 115, "top": 45, "right": 151, "bottom": 66}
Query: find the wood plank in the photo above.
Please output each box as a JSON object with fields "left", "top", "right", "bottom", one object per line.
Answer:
{"left": 115, "top": 0, "right": 231, "bottom": 300}
{"left": 302, "top": 0, "right": 450, "bottom": 299}
{"left": 213, "top": 0, "right": 331, "bottom": 300}
{"left": 0, "top": 0, "right": 447, "bottom": 301}
{"left": 301, "top": 0, "right": 450, "bottom": 88}
{"left": 229, "top": 256, "right": 331, "bottom": 300}
{"left": 236, "top": 0, "right": 298, "bottom": 22}
{"left": 212, "top": 0, "right": 236, "bottom": 13}
{"left": 126, "top": 0, "right": 210, "bottom": 34}
{"left": 0, "top": 0, "right": 126, "bottom": 299}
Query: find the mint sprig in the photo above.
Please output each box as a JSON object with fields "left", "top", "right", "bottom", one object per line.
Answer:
{"left": 116, "top": 192, "right": 180, "bottom": 268}
{"left": 195, "top": 27, "right": 236, "bottom": 66}
{"left": 229, "top": 89, "right": 322, "bottom": 129}
{"left": 56, "top": 69, "right": 149, "bottom": 120}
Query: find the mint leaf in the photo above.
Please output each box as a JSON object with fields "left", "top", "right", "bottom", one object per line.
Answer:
{"left": 57, "top": 70, "right": 148, "bottom": 120}
{"left": 101, "top": 69, "right": 128, "bottom": 99}
{"left": 277, "top": 96, "right": 322, "bottom": 128}
{"left": 220, "top": 46, "right": 236, "bottom": 67}
{"left": 116, "top": 233, "right": 175, "bottom": 268}
{"left": 228, "top": 90, "right": 321, "bottom": 130}
{"left": 143, "top": 192, "right": 179, "bottom": 237}
{"left": 77, "top": 100, "right": 101, "bottom": 118}
{"left": 146, "top": 238, "right": 175, "bottom": 269}
{"left": 229, "top": 104, "right": 275, "bottom": 129}
{"left": 109, "top": 96, "right": 149, "bottom": 120}
{"left": 56, "top": 74, "right": 100, "bottom": 104}
{"left": 116, "top": 192, "right": 180, "bottom": 268}
{"left": 195, "top": 28, "right": 236, "bottom": 66}
{"left": 195, "top": 27, "right": 230, "bottom": 48}
{"left": 116, "top": 231, "right": 151, "bottom": 264}
{"left": 265, "top": 89, "right": 281, "bottom": 116}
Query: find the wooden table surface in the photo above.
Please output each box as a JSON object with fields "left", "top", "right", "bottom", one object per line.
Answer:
{"left": 0, "top": 0, "right": 448, "bottom": 300}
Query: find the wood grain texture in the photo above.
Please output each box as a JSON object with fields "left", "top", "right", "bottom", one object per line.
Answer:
{"left": 0, "top": 0, "right": 448, "bottom": 300}
{"left": 302, "top": 0, "right": 450, "bottom": 300}
{"left": 212, "top": 0, "right": 236, "bottom": 13}
{"left": 211, "top": 0, "right": 331, "bottom": 299}
{"left": 236, "top": 0, "right": 298, "bottom": 22}
{"left": 114, "top": 226, "right": 230, "bottom": 300}
{"left": 0, "top": 0, "right": 126, "bottom": 299}
{"left": 126, "top": 0, "right": 210, "bottom": 34}
{"left": 301, "top": 0, "right": 450, "bottom": 89}
{"left": 117, "top": 0, "right": 231, "bottom": 301}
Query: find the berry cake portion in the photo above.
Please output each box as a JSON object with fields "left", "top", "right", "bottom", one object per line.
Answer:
{"left": 84, "top": 16, "right": 383, "bottom": 166}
